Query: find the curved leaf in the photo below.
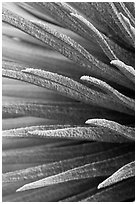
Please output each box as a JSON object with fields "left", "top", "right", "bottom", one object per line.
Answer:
{"left": 16, "top": 152, "right": 134, "bottom": 191}
{"left": 98, "top": 161, "right": 135, "bottom": 189}
{"left": 70, "top": 13, "right": 116, "bottom": 61}
{"left": 111, "top": 59, "right": 135, "bottom": 83}
{"left": 3, "top": 69, "right": 134, "bottom": 115}
{"left": 2, "top": 7, "right": 134, "bottom": 88}
{"left": 28, "top": 125, "right": 134, "bottom": 143}
{"left": 81, "top": 75, "right": 134, "bottom": 110}
{"left": 90, "top": 3, "right": 134, "bottom": 47}
{"left": 85, "top": 119, "right": 135, "bottom": 141}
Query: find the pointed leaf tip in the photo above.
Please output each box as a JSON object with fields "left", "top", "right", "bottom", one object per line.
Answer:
{"left": 98, "top": 161, "right": 135, "bottom": 189}
{"left": 16, "top": 186, "right": 26, "bottom": 192}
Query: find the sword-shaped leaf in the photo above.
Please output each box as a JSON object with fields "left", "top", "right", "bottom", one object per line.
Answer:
{"left": 16, "top": 152, "right": 134, "bottom": 192}
{"left": 3, "top": 69, "right": 134, "bottom": 115}
{"left": 3, "top": 144, "right": 132, "bottom": 185}
{"left": 98, "top": 161, "right": 135, "bottom": 189}
{"left": 114, "top": 3, "right": 135, "bottom": 26}
{"left": 119, "top": 12, "right": 135, "bottom": 41}
{"left": 2, "top": 7, "right": 133, "bottom": 88}
{"left": 2, "top": 125, "right": 72, "bottom": 137}
{"left": 70, "top": 12, "right": 116, "bottom": 61}
{"left": 3, "top": 178, "right": 98, "bottom": 202}
{"left": 85, "top": 119, "right": 135, "bottom": 141}
{"left": 89, "top": 3, "right": 134, "bottom": 47}
{"left": 81, "top": 75, "right": 134, "bottom": 110}
{"left": 111, "top": 59, "right": 135, "bottom": 83}
{"left": 28, "top": 125, "right": 134, "bottom": 143}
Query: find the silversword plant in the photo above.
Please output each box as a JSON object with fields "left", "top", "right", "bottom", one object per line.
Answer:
{"left": 2, "top": 2, "right": 135, "bottom": 202}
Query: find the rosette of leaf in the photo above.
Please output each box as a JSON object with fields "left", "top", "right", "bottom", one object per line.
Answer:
{"left": 2, "top": 2, "right": 135, "bottom": 202}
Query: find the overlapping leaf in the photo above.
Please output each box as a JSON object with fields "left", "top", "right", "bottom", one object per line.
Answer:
{"left": 16, "top": 151, "right": 134, "bottom": 192}
{"left": 2, "top": 2, "right": 135, "bottom": 202}
{"left": 81, "top": 75, "right": 134, "bottom": 110}
{"left": 2, "top": 7, "right": 134, "bottom": 89}
{"left": 85, "top": 119, "right": 134, "bottom": 141}
{"left": 3, "top": 68, "right": 134, "bottom": 115}
{"left": 111, "top": 59, "right": 135, "bottom": 83}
